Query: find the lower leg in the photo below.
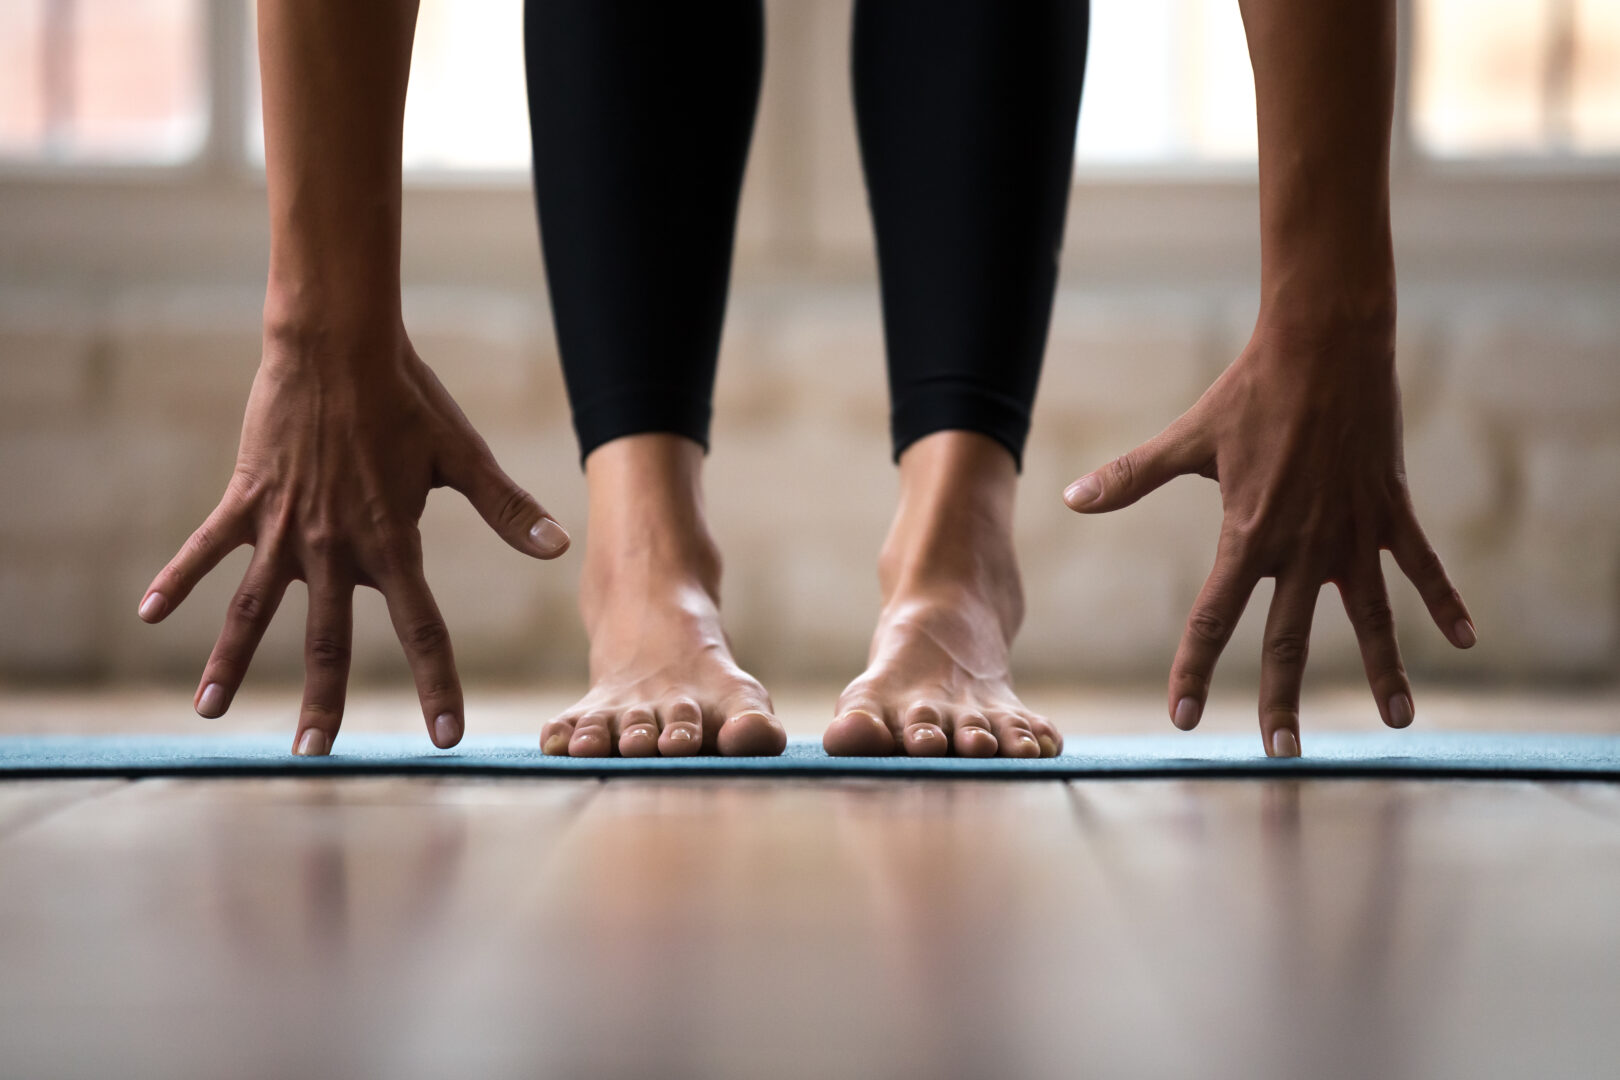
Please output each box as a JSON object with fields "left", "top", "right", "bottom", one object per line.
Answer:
{"left": 541, "top": 434, "right": 785, "bottom": 757}
{"left": 825, "top": 431, "right": 1061, "bottom": 758}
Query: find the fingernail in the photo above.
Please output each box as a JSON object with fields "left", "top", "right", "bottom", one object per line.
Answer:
{"left": 1173, "top": 697, "right": 1202, "bottom": 730}
{"left": 1388, "top": 693, "right": 1414, "bottom": 729}
{"left": 529, "top": 518, "right": 570, "bottom": 555}
{"left": 195, "top": 683, "right": 227, "bottom": 718}
{"left": 434, "top": 712, "right": 462, "bottom": 748}
{"left": 1065, "top": 475, "right": 1101, "bottom": 508}
{"left": 1271, "top": 728, "right": 1301, "bottom": 758}
{"left": 294, "top": 728, "right": 329, "bottom": 757}
{"left": 138, "top": 592, "right": 167, "bottom": 622}
{"left": 1454, "top": 619, "right": 1477, "bottom": 648}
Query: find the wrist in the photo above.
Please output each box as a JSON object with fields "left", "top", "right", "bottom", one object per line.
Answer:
{"left": 260, "top": 293, "right": 408, "bottom": 379}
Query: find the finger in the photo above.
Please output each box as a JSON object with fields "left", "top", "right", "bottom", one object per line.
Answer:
{"left": 295, "top": 573, "right": 353, "bottom": 757}
{"left": 1389, "top": 508, "right": 1476, "bottom": 649}
{"left": 1064, "top": 417, "right": 1206, "bottom": 514}
{"left": 442, "top": 452, "right": 570, "bottom": 560}
{"left": 1339, "top": 558, "right": 1415, "bottom": 731}
{"left": 376, "top": 562, "right": 465, "bottom": 750}
{"left": 139, "top": 499, "right": 251, "bottom": 622}
{"left": 1169, "top": 532, "right": 1260, "bottom": 731}
{"left": 1257, "top": 571, "right": 1318, "bottom": 758}
{"left": 194, "top": 550, "right": 289, "bottom": 719}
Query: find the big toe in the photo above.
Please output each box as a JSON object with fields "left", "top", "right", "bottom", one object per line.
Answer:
{"left": 824, "top": 708, "right": 898, "bottom": 756}
{"left": 718, "top": 709, "right": 788, "bottom": 757}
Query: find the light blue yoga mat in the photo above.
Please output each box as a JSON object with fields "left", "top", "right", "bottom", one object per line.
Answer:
{"left": 2, "top": 733, "right": 1618, "bottom": 780}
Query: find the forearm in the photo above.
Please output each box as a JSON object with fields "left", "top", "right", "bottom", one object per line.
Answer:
{"left": 258, "top": 0, "right": 418, "bottom": 335}
{"left": 1238, "top": 0, "right": 1397, "bottom": 333}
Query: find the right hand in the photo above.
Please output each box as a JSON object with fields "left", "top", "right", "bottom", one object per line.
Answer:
{"left": 137, "top": 323, "right": 570, "bottom": 755}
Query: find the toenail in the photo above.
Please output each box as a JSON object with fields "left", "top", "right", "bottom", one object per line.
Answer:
{"left": 1037, "top": 734, "right": 1057, "bottom": 757}
{"left": 542, "top": 734, "right": 569, "bottom": 755}
{"left": 669, "top": 726, "right": 694, "bottom": 741}
{"left": 912, "top": 727, "right": 938, "bottom": 740}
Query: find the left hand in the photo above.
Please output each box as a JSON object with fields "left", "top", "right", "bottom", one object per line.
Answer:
{"left": 1063, "top": 320, "right": 1476, "bottom": 757}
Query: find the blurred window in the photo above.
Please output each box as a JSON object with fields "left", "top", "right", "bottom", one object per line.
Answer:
{"left": 1077, "top": 0, "right": 1259, "bottom": 167}
{"left": 243, "top": 0, "right": 530, "bottom": 173}
{"left": 0, "top": 0, "right": 207, "bottom": 164}
{"left": 2, "top": 0, "right": 1616, "bottom": 174}
{"left": 1076, "top": 0, "right": 1620, "bottom": 167}
{"left": 1413, "top": 0, "right": 1620, "bottom": 157}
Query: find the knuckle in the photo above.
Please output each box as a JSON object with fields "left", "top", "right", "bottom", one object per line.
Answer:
{"left": 1412, "top": 545, "right": 1446, "bottom": 583}
{"left": 1265, "top": 632, "right": 1310, "bottom": 666}
{"left": 187, "top": 521, "right": 220, "bottom": 557}
{"left": 1106, "top": 454, "right": 1137, "bottom": 492}
{"left": 300, "top": 702, "right": 343, "bottom": 724}
{"left": 1357, "top": 597, "right": 1396, "bottom": 635}
{"left": 231, "top": 590, "right": 266, "bottom": 622}
{"left": 303, "top": 527, "right": 341, "bottom": 558}
{"left": 494, "top": 485, "right": 533, "bottom": 530}
{"left": 422, "top": 676, "right": 460, "bottom": 700}
{"left": 405, "top": 618, "right": 451, "bottom": 654}
{"left": 373, "top": 534, "right": 420, "bottom": 575}
{"left": 1187, "top": 609, "right": 1231, "bottom": 646}
{"left": 306, "top": 635, "right": 351, "bottom": 669}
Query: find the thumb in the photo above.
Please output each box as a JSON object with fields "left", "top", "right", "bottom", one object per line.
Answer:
{"left": 1064, "top": 420, "right": 1203, "bottom": 514}
{"left": 448, "top": 452, "right": 570, "bottom": 559}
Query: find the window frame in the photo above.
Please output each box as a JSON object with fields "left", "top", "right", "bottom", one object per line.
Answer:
{"left": 0, "top": 0, "right": 1616, "bottom": 290}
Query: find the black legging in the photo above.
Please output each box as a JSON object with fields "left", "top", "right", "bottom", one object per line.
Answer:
{"left": 526, "top": 0, "right": 1088, "bottom": 469}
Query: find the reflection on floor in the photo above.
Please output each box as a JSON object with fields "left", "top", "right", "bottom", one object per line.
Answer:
{"left": 1, "top": 687, "right": 1617, "bottom": 1079}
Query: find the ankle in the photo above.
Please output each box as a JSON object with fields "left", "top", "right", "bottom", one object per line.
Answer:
{"left": 878, "top": 432, "right": 1024, "bottom": 634}
{"left": 580, "top": 434, "right": 724, "bottom": 612}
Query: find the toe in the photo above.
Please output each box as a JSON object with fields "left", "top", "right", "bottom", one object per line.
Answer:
{"left": 951, "top": 711, "right": 999, "bottom": 758}
{"left": 617, "top": 706, "right": 660, "bottom": 758}
{"left": 990, "top": 713, "right": 1041, "bottom": 759}
{"left": 658, "top": 697, "right": 705, "bottom": 754}
{"left": 657, "top": 720, "right": 703, "bottom": 756}
{"left": 541, "top": 715, "right": 577, "bottom": 756}
{"left": 569, "top": 712, "right": 614, "bottom": 757}
{"left": 1029, "top": 714, "right": 1063, "bottom": 758}
{"left": 900, "top": 703, "right": 949, "bottom": 757}
{"left": 824, "top": 704, "right": 898, "bottom": 756}
{"left": 718, "top": 709, "right": 787, "bottom": 756}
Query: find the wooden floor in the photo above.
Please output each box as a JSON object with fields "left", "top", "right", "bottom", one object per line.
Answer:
{"left": 3, "top": 688, "right": 1619, "bottom": 1080}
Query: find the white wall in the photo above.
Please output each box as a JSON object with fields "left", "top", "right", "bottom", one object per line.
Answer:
{"left": 2, "top": 0, "right": 1617, "bottom": 688}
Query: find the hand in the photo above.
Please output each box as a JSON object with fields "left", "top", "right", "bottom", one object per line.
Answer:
{"left": 137, "top": 325, "right": 570, "bottom": 755}
{"left": 1063, "top": 320, "right": 1475, "bottom": 757}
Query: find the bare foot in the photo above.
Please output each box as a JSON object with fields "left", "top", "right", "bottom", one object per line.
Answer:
{"left": 824, "top": 432, "right": 1062, "bottom": 758}
{"left": 540, "top": 435, "right": 786, "bottom": 757}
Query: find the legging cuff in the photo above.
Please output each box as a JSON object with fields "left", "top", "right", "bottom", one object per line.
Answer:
{"left": 890, "top": 381, "right": 1032, "bottom": 471}
{"left": 572, "top": 387, "right": 713, "bottom": 465}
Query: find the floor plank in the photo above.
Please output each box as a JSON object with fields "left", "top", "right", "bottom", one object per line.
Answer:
{"left": 0, "top": 780, "right": 121, "bottom": 838}
{"left": 0, "top": 776, "right": 1616, "bottom": 1080}
{"left": 0, "top": 777, "right": 597, "bottom": 1080}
